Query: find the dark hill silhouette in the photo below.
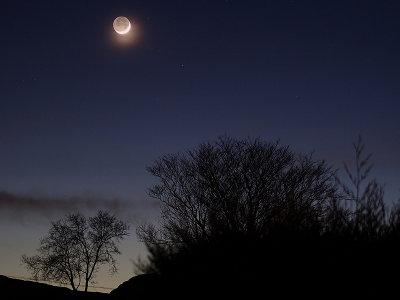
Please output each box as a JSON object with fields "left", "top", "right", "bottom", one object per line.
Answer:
{"left": 0, "top": 275, "right": 107, "bottom": 299}
{"left": 109, "top": 274, "right": 165, "bottom": 299}
{"left": 125, "top": 238, "right": 399, "bottom": 299}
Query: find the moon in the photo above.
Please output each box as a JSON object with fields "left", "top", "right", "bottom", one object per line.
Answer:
{"left": 113, "top": 16, "right": 131, "bottom": 35}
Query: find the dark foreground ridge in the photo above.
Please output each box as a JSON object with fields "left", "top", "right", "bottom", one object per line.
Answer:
{"left": 2, "top": 264, "right": 398, "bottom": 300}
{"left": 0, "top": 275, "right": 107, "bottom": 300}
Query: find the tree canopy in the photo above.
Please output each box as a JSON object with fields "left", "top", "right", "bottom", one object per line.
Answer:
{"left": 136, "top": 137, "right": 337, "bottom": 271}
{"left": 134, "top": 136, "right": 400, "bottom": 298}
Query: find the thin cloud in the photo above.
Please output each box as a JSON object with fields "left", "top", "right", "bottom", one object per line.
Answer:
{"left": 0, "top": 190, "right": 159, "bottom": 224}
{"left": 0, "top": 191, "right": 131, "bottom": 212}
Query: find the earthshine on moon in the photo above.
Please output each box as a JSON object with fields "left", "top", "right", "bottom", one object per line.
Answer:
{"left": 113, "top": 16, "right": 131, "bottom": 35}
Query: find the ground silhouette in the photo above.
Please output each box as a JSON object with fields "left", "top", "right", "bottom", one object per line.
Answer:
{"left": 0, "top": 275, "right": 107, "bottom": 299}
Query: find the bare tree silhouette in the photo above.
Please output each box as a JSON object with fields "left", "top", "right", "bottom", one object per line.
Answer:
{"left": 22, "top": 210, "right": 129, "bottom": 292}
{"left": 130, "top": 136, "right": 400, "bottom": 298}
{"left": 133, "top": 137, "right": 340, "bottom": 295}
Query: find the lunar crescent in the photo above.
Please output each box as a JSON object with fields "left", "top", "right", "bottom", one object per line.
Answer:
{"left": 113, "top": 17, "right": 131, "bottom": 35}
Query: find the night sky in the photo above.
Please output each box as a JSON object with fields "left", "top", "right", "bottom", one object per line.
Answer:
{"left": 1, "top": 0, "right": 400, "bottom": 291}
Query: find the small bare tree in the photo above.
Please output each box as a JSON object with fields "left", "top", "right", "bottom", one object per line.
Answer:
{"left": 22, "top": 210, "right": 129, "bottom": 291}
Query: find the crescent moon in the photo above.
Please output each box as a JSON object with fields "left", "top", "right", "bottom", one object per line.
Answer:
{"left": 113, "top": 17, "right": 132, "bottom": 35}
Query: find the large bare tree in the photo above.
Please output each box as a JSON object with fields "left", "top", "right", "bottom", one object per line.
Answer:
{"left": 136, "top": 136, "right": 339, "bottom": 274}
{"left": 133, "top": 136, "right": 400, "bottom": 298}
{"left": 22, "top": 210, "right": 129, "bottom": 291}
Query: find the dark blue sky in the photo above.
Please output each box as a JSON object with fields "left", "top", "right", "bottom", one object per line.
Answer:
{"left": 1, "top": 0, "right": 399, "bottom": 198}
{"left": 1, "top": 0, "right": 400, "bottom": 290}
